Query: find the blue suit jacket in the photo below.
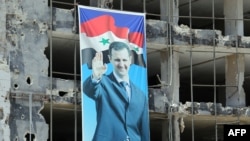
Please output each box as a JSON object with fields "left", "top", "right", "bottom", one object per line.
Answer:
{"left": 83, "top": 73, "right": 150, "bottom": 141}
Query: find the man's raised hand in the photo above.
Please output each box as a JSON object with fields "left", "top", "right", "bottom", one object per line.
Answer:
{"left": 92, "top": 52, "right": 107, "bottom": 79}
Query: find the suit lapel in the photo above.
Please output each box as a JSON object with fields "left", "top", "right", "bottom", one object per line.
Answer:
{"left": 108, "top": 73, "right": 129, "bottom": 102}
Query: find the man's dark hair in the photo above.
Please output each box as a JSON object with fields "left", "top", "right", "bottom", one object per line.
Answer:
{"left": 109, "top": 41, "right": 131, "bottom": 56}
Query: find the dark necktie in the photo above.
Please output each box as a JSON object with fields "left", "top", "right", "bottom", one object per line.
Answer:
{"left": 120, "top": 81, "right": 130, "bottom": 101}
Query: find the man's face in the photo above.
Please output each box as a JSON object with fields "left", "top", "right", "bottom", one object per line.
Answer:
{"left": 109, "top": 48, "right": 132, "bottom": 79}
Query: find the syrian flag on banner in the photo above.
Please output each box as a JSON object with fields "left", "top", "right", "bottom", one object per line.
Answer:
{"left": 78, "top": 6, "right": 146, "bottom": 69}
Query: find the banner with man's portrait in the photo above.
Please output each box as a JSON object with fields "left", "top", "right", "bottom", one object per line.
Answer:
{"left": 78, "top": 5, "right": 150, "bottom": 141}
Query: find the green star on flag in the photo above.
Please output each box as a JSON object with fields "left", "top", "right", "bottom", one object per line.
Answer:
{"left": 99, "top": 38, "right": 110, "bottom": 45}
{"left": 132, "top": 46, "right": 139, "bottom": 53}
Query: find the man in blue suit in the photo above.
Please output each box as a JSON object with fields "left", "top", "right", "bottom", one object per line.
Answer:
{"left": 83, "top": 41, "right": 150, "bottom": 141}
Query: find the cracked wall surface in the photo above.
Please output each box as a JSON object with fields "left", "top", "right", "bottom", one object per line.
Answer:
{"left": 0, "top": 0, "right": 80, "bottom": 140}
{"left": 0, "top": 60, "right": 11, "bottom": 141}
{"left": 1, "top": 0, "right": 50, "bottom": 140}
{"left": 0, "top": 1, "right": 11, "bottom": 141}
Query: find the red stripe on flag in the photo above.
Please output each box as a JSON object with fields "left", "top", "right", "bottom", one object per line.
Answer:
{"left": 128, "top": 32, "right": 144, "bottom": 48}
{"left": 80, "top": 15, "right": 129, "bottom": 39}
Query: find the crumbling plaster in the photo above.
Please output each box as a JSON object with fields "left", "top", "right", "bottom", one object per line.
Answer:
{"left": 1, "top": 0, "right": 80, "bottom": 140}
{"left": 147, "top": 19, "right": 250, "bottom": 48}
{"left": 0, "top": 60, "right": 11, "bottom": 141}
{"left": 2, "top": 0, "right": 51, "bottom": 140}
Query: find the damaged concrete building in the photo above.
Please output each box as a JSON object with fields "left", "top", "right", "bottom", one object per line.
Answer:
{"left": 1, "top": 0, "right": 250, "bottom": 141}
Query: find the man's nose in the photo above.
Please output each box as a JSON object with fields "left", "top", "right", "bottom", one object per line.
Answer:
{"left": 118, "top": 61, "right": 125, "bottom": 66}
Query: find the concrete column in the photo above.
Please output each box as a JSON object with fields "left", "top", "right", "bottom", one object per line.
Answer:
{"left": 160, "top": 51, "right": 168, "bottom": 85}
{"left": 160, "top": 0, "right": 179, "bottom": 24}
{"left": 0, "top": 60, "right": 11, "bottom": 141}
{"left": 90, "top": 0, "right": 98, "bottom": 7}
{"left": 92, "top": 0, "right": 113, "bottom": 8}
{"left": 225, "top": 54, "right": 245, "bottom": 107}
{"left": 224, "top": 0, "right": 244, "bottom": 36}
{"left": 161, "top": 50, "right": 179, "bottom": 103}
{"left": 224, "top": 0, "right": 246, "bottom": 107}
{"left": 161, "top": 115, "right": 182, "bottom": 141}
{"left": 0, "top": 1, "right": 11, "bottom": 140}
{"left": 160, "top": 50, "right": 180, "bottom": 141}
{"left": 172, "top": 115, "right": 181, "bottom": 141}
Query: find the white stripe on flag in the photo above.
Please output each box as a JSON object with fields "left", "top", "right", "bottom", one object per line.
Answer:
{"left": 80, "top": 31, "right": 144, "bottom": 55}
{"left": 80, "top": 31, "right": 128, "bottom": 52}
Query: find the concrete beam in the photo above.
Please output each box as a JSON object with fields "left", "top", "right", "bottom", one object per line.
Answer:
{"left": 225, "top": 54, "right": 246, "bottom": 107}
{"left": 51, "top": 9, "right": 250, "bottom": 49}
{"left": 224, "top": 0, "right": 244, "bottom": 36}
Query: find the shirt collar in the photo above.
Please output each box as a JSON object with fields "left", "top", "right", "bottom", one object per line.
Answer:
{"left": 113, "top": 72, "right": 130, "bottom": 85}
